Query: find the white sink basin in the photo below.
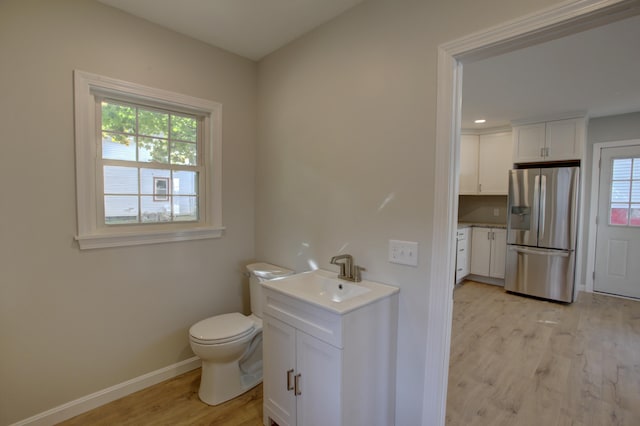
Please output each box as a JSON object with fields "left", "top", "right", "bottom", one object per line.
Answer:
{"left": 262, "top": 269, "right": 399, "bottom": 314}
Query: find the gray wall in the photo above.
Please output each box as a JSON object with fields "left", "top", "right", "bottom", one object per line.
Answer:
{"left": 579, "top": 111, "right": 640, "bottom": 283}
{"left": 0, "top": 1, "right": 257, "bottom": 424}
{"left": 256, "top": 0, "right": 562, "bottom": 423}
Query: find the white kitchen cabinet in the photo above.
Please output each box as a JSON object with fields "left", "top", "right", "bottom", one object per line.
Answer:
{"left": 470, "top": 227, "right": 506, "bottom": 279}
{"left": 459, "top": 132, "right": 512, "bottom": 195}
{"left": 455, "top": 227, "right": 471, "bottom": 283}
{"left": 459, "top": 135, "right": 480, "bottom": 195}
{"left": 262, "top": 281, "right": 398, "bottom": 426}
{"left": 512, "top": 117, "right": 585, "bottom": 163}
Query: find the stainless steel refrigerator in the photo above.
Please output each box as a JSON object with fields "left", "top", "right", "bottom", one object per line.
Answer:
{"left": 505, "top": 167, "right": 580, "bottom": 302}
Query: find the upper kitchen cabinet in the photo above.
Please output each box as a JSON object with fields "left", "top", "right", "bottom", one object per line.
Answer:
{"left": 512, "top": 117, "right": 586, "bottom": 163}
{"left": 459, "top": 131, "right": 512, "bottom": 195}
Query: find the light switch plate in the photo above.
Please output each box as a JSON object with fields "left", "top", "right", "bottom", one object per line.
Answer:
{"left": 389, "top": 240, "right": 419, "bottom": 266}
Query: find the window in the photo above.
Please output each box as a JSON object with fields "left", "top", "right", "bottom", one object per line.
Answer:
{"left": 609, "top": 157, "right": 640, "bottom": 226}
{"left": 74, "top": 70, "right": 223, "bottom": 249}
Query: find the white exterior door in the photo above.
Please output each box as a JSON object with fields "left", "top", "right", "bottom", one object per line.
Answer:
{"left": 594, "top": 145, "right": 640, "bottom": 299}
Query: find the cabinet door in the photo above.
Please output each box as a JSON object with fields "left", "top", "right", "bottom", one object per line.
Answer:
{"left": 455, "top": 229, "right": 470, "bottom": 281}
{"left": 478, "top": 132, "right": 512, "bottom": 194}
{"left": 545, "top": 118, "right": 583, "bottom": 161}
{"left": 296, "top": 331, "right": 342, "bottom": 426}
{"left": 263, "top": 315, "right": 297, "bottom": 426}
{"left": 470, "top": 227, "right": 491, "bottom": 276}
{"left": 459, "top": 135, "right": 479, "bottom": 194}
{"left": 513, "top": 123, "right": 545, "bottom": 163}
{"left": 489, "top": 228, "right": 507, "bottom": 279}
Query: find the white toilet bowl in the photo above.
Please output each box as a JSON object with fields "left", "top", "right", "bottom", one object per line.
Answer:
{"left": 189, "top": 263, "right": 293, "bottom": 406}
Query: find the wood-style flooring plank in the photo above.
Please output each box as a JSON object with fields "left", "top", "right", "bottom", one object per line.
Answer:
{"left": 57, "top": 369, "right": 263, "bottom": 426}
{"left": 446, "top": 281, "right": 640, "bottom": 426}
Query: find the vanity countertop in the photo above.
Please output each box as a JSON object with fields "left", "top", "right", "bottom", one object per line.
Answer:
{"left": 457, "top": 222, "right": 507, "bottom": 230}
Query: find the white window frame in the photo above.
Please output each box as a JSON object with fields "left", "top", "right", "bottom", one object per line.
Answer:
{"left": 74, "top": 70, "right": 224, "bottom": 249}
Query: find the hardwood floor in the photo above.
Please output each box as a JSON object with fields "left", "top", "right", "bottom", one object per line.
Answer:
{"left": 57, "top": 370, "right": 263, "bottom": 425}
{"left": 58, "top": 281, "right": 640, "bottom": 425}
{"left": 446, "top": 281, "right": 640, "bottom": 426}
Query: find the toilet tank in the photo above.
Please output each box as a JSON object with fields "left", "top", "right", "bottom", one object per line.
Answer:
{"left": 246, "top": 262, "right": 294, "bottom": 318}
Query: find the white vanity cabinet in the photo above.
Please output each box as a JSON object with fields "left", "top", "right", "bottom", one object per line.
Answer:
{"left": 470, "top": 227, "right": 506, "bottom": 280}
{"left": 512, "top": 117, "right": 585, "bottom": 163}
{"left": 262, "top": 282, "right": 398, "bottom": 426}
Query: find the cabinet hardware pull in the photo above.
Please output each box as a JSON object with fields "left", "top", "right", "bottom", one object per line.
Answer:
{"left": 286, "top": 369, "right": 294, "bottom": 391}
{"left": 294, "top": 373, "right": 302, "bottom": 396}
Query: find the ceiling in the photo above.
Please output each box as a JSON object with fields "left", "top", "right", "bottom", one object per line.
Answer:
{"left": 97, "top": 0, "right": 365, "bottom": 61}
{"left": 462, "top": 13, "right": 640, "bottom": 130}
{"left": 97, "top": 1, "right": 639, "bottom": 129}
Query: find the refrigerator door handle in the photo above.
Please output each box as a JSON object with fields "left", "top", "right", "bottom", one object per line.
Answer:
{"left": 539, "top": 174, "right": 547, "bottom": 240}
{"left": 508, "top": 246, "right": 570, "bottom": 257}
{"left": 532, "top": 174, "right": 540, "bottom": 238}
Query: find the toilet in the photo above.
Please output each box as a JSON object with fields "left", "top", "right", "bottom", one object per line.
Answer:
{"left": 189, "top": 262, "right": 293, "bottom": 406}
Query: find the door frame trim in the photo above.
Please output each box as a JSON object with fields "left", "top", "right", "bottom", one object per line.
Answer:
{"left": 585, "top": 138, "right": 640, "bottom": 293}
{"left": 425, "top": 0, "right": 640, "bottom": 424}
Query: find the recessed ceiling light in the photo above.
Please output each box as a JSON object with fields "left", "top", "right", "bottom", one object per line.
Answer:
{"left": 474, "top": 119, "right": 486, "bottom": 124}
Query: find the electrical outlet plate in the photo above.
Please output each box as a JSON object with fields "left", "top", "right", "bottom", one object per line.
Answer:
{"left": 388, "top": 240, "right": 419, "bottom": 266}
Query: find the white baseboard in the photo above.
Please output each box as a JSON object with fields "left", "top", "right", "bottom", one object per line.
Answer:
{"left": 10, "top": 357, "right": 201, "bottom": 426}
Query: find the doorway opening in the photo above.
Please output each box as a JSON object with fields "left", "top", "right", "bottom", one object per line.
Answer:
{"left": 425, "top": 1, "right": 640, "bottom": 424}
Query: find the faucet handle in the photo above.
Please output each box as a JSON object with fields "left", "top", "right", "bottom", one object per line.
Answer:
{"left": 330, "top": 254, "right": 353, "bottom": 279}
{"left": 353, "top": 265, "right": 366, "bottom": 282}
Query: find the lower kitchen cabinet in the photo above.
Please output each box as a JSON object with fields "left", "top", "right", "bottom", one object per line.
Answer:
{"left": 470, "top": 227, "right": 506, "bottom": 280}
{"left": 262, "top": 283, "right": 398, "bottom": 426}
{"left": 455, "top": 228, "right": 471, "bottom": 283}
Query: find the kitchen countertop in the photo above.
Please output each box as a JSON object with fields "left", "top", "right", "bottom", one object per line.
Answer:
{"left": 458, "top": 222, "right": 507, "bottom": 229}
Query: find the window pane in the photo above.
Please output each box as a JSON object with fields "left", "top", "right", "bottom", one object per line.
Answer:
{"left": 611, "top": 181, "right": 630, "bottom": 203}
{"left": 172, "top": 171, "right": 197, "bottom": 195}
{"left": 104, "top": 166, "right": 138, "bottom": 194}
{"left": 610, "top": 204, "right": 629, "bottom": 225}
{"left": 632, "top": 181, "right": 640, "bottom": 203}
{"left": 633, "top": 158, "right": 640, "bottom": 180}
{"left": 139, "top": 109, "right": 168, "bottom": 138}
{"left": 104, "top": 196, "right": 138, "bottom": 224}
{"left": 102, "top": 134, "right": 136, "bottom": 161}
{"left": 102, "top": 101, "right": 135, "bottom": 134}
{"left": 139, "top": 137, "right": 168, "bottom": 163}
{"left": 170, "top": 141, "right": 197, "bottom": 165}
{"left": 171, "top": 115, "right": 197, "bottom": 142}
{"left": 612, "top": 158, "right": 632, "bottom": 180}
{"left": 140, "top": 168, "right": 170, "bottom": 195}
{"left": 141, "top": 196, "right": 171, "bottom": 222}
{"left": 630, "top": 205, "right": 640, "bottom": 227}
{"left": 173, "top": 196, "right": 198, "bottom": 221}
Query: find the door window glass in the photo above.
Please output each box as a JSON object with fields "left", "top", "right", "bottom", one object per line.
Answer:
{"left": 610, "top": 157, "right": 640, "bottom": 226}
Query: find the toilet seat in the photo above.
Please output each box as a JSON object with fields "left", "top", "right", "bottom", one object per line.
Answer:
{"left": 190, "top": 313, "right": 255, "bottom": 345}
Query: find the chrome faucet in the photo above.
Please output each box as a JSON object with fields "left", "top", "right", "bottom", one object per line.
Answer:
{"left": 330, "top": 254, "right": 366, "bottom": 282}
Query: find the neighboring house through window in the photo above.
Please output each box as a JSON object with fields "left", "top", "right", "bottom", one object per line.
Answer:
{"left": 74, "top": 70, "right": 223, "bottom": 249}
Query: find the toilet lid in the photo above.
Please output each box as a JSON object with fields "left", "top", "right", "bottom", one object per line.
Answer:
{"left": 190, "top": 313, "right": 255, "bottom": 344}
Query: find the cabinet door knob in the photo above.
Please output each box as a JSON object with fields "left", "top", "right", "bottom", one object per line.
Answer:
{"left": 294, "top": 373, "right": 302, "bottom": 396}
{"left": 287, "top": 369, "right": 294, "bottom": 391}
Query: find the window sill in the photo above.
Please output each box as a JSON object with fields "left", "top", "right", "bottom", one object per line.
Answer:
{"left": 75, "top": 226, "right": 226, "bottom": 250}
